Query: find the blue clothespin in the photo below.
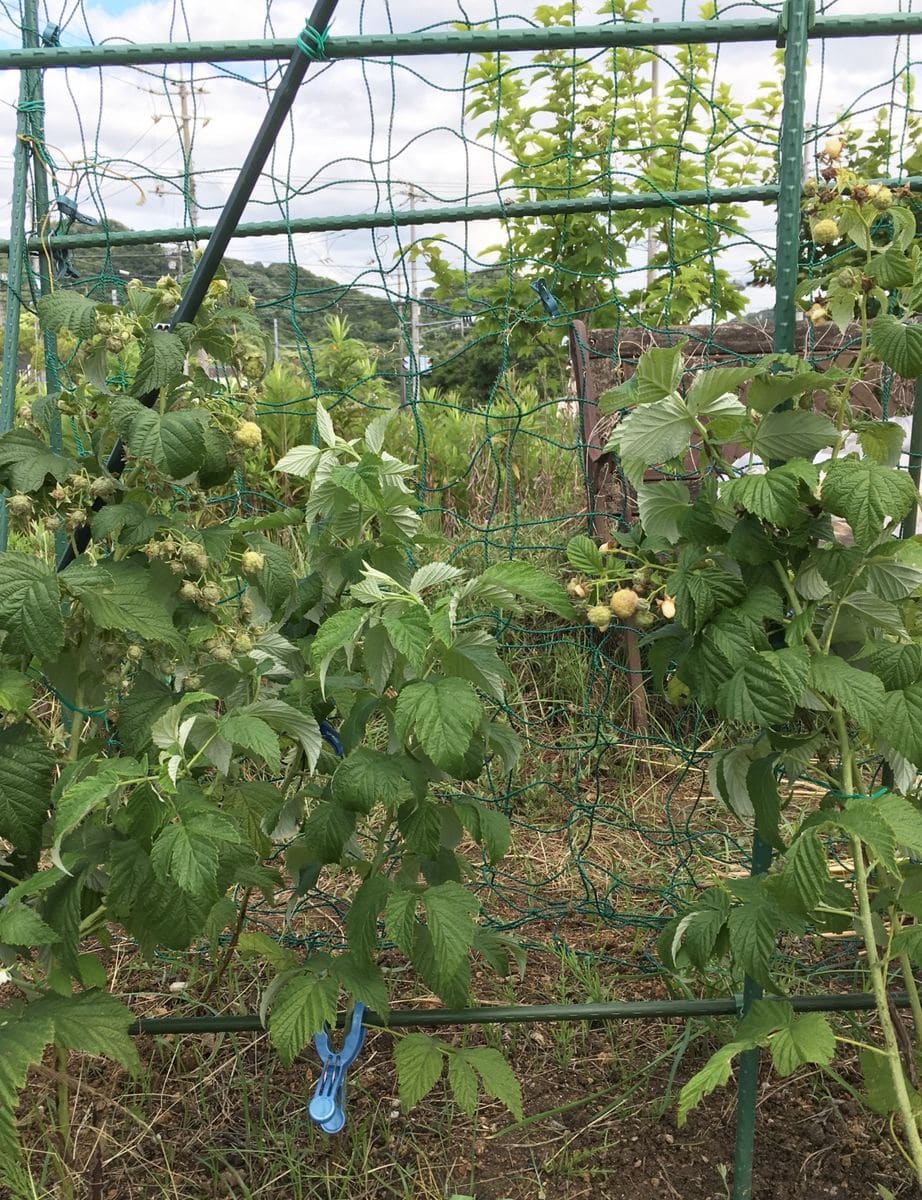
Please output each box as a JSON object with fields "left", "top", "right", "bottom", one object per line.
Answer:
{"left": 530, "top": 278, "right": 561, "bottom": 318}
{"left": 308, "top": 1002, "right": 366, "bottom": 1134}
{"left": 319, "top": 719, "right": 343, "bottom": 757}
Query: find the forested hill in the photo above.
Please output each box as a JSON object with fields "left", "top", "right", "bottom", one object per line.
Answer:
{"left": 8, "top": 221, "right": 399, "bottom": 351}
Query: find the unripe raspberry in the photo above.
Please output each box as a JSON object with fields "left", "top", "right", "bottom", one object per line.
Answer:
{"left": 211, "top": 643, "right": 233, "bottom": 663}
{"left": 823, "top": 137, "right": 843, "bottom": 161}
{"left": 871, "top": 185, "right": 893, "bottom": 211}
{"left": 126, "top": 645, "right": 144, "bottom": 662}
{"left": 587, "top": 605, "right": 612, "bottom": 631}
{"left": 169, "top": 560, "right": 185, "bottom": 574}
{"left": 233, "top": 420, "right": 263, "bottom": 449}
{"left": 199, "top": 582, "right": 222, "bottom": 606}
{"left": 241, "top": 549, "right": 265, "bottom": 575}
{"left": 7, "top": 494, "right": 32, "bottom": 517}
{"left": 566, "top": 578, "right": 588, "bottom": 599}
{"left": 90, "top": 476, "right": 114, "bottom": 498}
{"left": 661, "top": 597, "right": 676, "bottom": 620}
{"left": 179, "top": 581, "right": 200, "bottom": 602}
{"left": 807, "top": 302, "right": 829, "bottom": 326}
{"left": 609, "top": 588, "right": 639, "bottom": 619}
{"left": 812, "top": 218, "right": 839, "bottom": 246}
{"left": 181, "top": 543, "right": 209, "bottom": 571}
{"left": 634, "top": 610, "right": 656, "bottom": 629}
{"left": 233, "top": 632, "right": 253, "bottom": 653}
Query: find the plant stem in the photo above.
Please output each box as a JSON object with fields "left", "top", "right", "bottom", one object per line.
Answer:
{"left": 200, "top": 886, "right": 252, "bottom": 1006}
{"left": 55, "top": 1044, "right": 74, "bottom": 1200}
{"left": 899, "top": 950, "right": 922, "bottom": 1059}
{"left": 852, "top": 835, "right": 922, "bottom": 1184}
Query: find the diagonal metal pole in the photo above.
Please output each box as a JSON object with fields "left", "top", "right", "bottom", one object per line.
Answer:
{"left": 732, "top": 3, "right": 811, "bottom": 1199}
{"left": 56, "top": 0, "right": 340, "bottom": 571}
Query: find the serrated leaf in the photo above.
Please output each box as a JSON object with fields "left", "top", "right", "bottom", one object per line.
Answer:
{"left": 871, "top": 314, "right": 922, "bottom": 378}
{"left": 0, "top": 428, "right": 76, "bottom": 493}
{"left": 687, "top": 366, "right": 756, "bottom": 411}
{"left": 0, "top": 553, "right": 63, "bottom": 659}
{"left": 718, "top": 653, "right": 801, "bottom": 727}
{"left": 751, "top": 410, "right": 838, "bottom": 462}
{"left": 269, "top": 970, "right": 339, "bottom": 1067}
{"left": 38, "top": 290, "right": 97, "bottom": 338}
{"left": 463, "top": 1047, "right": 523, "bottom": 1119}
{"left": 131, "top": 329, "right": 188, "bottom": 395}
{"left": 447, "top": 1051, "right": 479, "bottom": 1116}
{"left": 858, "top": 643, "right": 922, "bottom": 691}
{"left": 858, "top": 421, "right": 907, "bottom": 468}
{"left": 880, "top": 685, "right": 922, "bottom": 768}
{"left": 252, "top": 699, "right": 323, "bottom": 773}
{"left": 780, "top": 830, "right": 828, "bottom": 915}
{"left": 0, "top": 725, "right": 54, "bottom": 854}
{"left": 332, "top": 749, "right": 404, "bottom": 815}
{"left": 0, "top": 902, "right": 58, "bottom": 946}
{"left": 862, "top": 559, "right": 922, "bottom": 601}
{"left": 423, "top": 881, "right": 480, "bottom": 976}
{"left": 836, "top": 800, "right": 898, "bottom": 873}
{"left": 311, "top": 609, "right": 367, "bottom": 687}
{"left": 35, "top": 990, "right": 140, "bottom": 1076}
{"left": 770, "top": 1012, "right": 834, "bottom": 1077}
{"left": 296, "top": 801, "right": 355, "bottom": 864}
{"left": 347, "top": 875, "right": 391, "bottom": 964}
{"left": 410, "top": 563, "right": 464, "bottom": 594}
{"left": 245, "top": 535, "right": 297, "bottom": 615}
{"left": 479, "top": 562, "right": 576, "bottom": 619}
{"left": 636, "top": 480, "right": 690, "bottom": 543}
{"left": 604, "top": 393, "right": 695, "bottom": 467}
{"left": 728, "top": 902, "right": 777, "bottom": 988}
{"left": 876, "top": 794, "right": 922, "bottom": 856}
{"left": 382, "top": 607, "right": 430, "bottom": 669}
{"left": 633, "top": 343, "right": 685, "bottom": 403}
{"left": 151, "top": 820, "right": 220, "bottom": 895}
{"left": 314, "top": 402, "right": 336, "bottom": 448}
{"left": 808, "top": 655, "right": 886, "bottom": 730}
{"left": 566, "top": 535, "right": 604, "bottom": 574}
{"left": 218, "top": 714, "right": 281, "bottom": 772}
{"left": 62, "top": 558, "right": 179, "bottom": 645}
{"left": 52, "top": 770, "right": 123, "bottom": 851}
{"left": 273, "top": 444, "right": 324, "bottom": 478}
{"left": 384, "top": 890, "right": 417, "bottom": 958}
{"left": 722, "top": 462, "right": 814, "bottom": 527}
{"left": 0, "top": 670, "right": 32, "bottom": 714}
{"left": 822, "top": 457, "right": 918, "bottom": 546}
{"left": 394, "top": 1033, "right": 443, "bottom": 1110}
{"left": 395, "top": 678, "right": 483, "bottom": 771}
{"left": 677, "top": 1042, "right": 747, "bottom": 1126}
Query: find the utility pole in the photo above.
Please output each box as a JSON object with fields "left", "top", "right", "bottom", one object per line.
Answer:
{"left": 150, "top": 69, "right": 207, "bottom": 260}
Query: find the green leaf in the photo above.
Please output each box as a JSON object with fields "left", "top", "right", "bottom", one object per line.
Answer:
{"left": 677, "top": 1042, "right": 747, "bottom": 1126}
{"left": 860, "top": 1048, "right": 905, "bottom": 1116}
{"left": 131, "top": 329, "right": 188, "bottom": 395}
{"left": 722, "top": 462, "right": 815, "bottom": 526}
{"left": 857, "top": 642, "right": 922, "bottom": 691}
{"left": 218, "top": 714, "right": 281, "bottom": 772}
{"left": 632, "top": 343, "right": 685, "bottom": 403}
{"left": 246, "top": 535, "right": 296, "bottom": 615}
{"left": 604, "top": 393, "right": 695, "bottom": 467}
{"left": 822, "top": 457, "right": 918, "bottom": 546}
{"left": 382, "top": 607, "right": 430, "bottom": 669}
{"left": 384, "top": 890, "right": 417, "bottom": 958}
{"left": 422, "top": 881, "right": 480, "bottom": 976}
{"left": 0, "top": 428, "right": 76, "bottom": 493}
{"left": 117, "top": 672, "right": 174, "bottom": 755}
{"left": 770, "top": 1012, "right": 835, "bottom": 1077}
{"left": 151, "top": 820, "right": 220, "bottom": 895}
{"left": 868, "top": 245, "right": 914, "bottom": 289}
{"left": 297, "top": 801, "right": 356, "bottom": 864}
{"left": 880, "top": 685, "right": 922, "bottom": 768}
{"left": 0, "top": 553, "right": 63, "bottom": 659}
{"left": 858, "top": 422, "right": 907, "bottom": 468}
{"left": 346, "top": 875, "right": 391, "bottom": 964}
{"left": 37, "top": 291, "right": 97, "bottom": 338}
{"left": 462, "top": 1047, "right": 523, "bottom": 1119}
{"left": 237, "top": 931, "right": 299, "bottom": 973}
{"left": 718, "top": 653, "right": 802, "bottom": 727}
{"left": 396, "top": 678, "right": 483, "bottom": 772}
{"left": 751, "top": 410, "right": 838, "bottom": 462}
{"left": 836, "top": 800, "right": 898, "bottom": 873}
{"left": 876, "top": 794, "right": 922, "bottom": 856}
{"left": 447, "top": 1052, "right": 479, "bottom": 1117}
{"left": 861, "top": 559, "right": 922, "bottom": 602}
{"left": 0, "top": 1002, "right": 56, "bottom": 1160}
{"left": 746, "top": 756, "right": 784, "bottom": 851}
{"left": 269, "top": 970, "right": 339, "bottom": 1067}
{"left": 0, "top": 725, "right": 54, "bottom": 854}
{"left": 36, "top": 990, "right": 140, "bottom": 1076}
{"left": 332, "top": 749, "right": 405, "bottom": 815}
{"left": 52, "top": 770, "right": 123, "bottom": 851}
{"left": 0, "top": 902, "right": 58, "bottom": 946}
{"left": 686, "top": 366, "right": 756, "bottom": 411}
{"left": 311, "top": 608, "right": 367, "bottom": 687}
{"left": 566, "top": 535, "right": 603, "bottom": 575}
{"left": 62, "top": 559, "right": 179, "bottom": 645}
{"left": 0, "top": 670, "right": 32, "bottom": 714}
{"left": 871, "top": 314, "right": 922, "bottom": 378}
{"left": 636, "top": 481, "right": 690, "bottom": 543}
{"left": 728, "top": 902, "right": 777, "bottom": 988}
{"left": 410, "top": 563, "right": 464, "bottom": 594}
{"left": 273, "top": 444, "right": 324, "bottom": 478}
{"left": 252, "top": 699, "right": 323, "bottom": 772}
{"left": 394, "top": 1033, "right": 444, "bottom": 1110}
{"left": 808, "top": 655, "right": 886, "bottom": 730}
{"left": 479, "top": 562, "right": 576, "bottom": 619}
{"left": 779, "top": 830, "right": 828, "bottom": 915}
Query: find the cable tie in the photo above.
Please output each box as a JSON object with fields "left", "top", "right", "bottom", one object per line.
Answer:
{"left": 826, "top": 786, "right": 888, "bottom": 802}
{"left": 296, "top": 23, "right": 330, "bottom": 61}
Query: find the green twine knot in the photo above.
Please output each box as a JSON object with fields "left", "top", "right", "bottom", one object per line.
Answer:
{"left": 827, "top": 786, "right": 888, "bottom": 802}
{"left": 296, "top": 23, "right": 329, "bottom": 60}
{"left": 16, "top": 99, "right": 44, "bottom": 114}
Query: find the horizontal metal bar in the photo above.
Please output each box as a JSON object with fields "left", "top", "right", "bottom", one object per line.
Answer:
{"left": 132, "top": 990, "right": 905, "bottom": 1036}
{"left": 6, "top": 185, "right": 781, "bottom": 254}
{"left": 12, "top": 175, "right": 921, "bottom": 254}
{"left": 1, "top": 13, "right": 922, "bottom": 71}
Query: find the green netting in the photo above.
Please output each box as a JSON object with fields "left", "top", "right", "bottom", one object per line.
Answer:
{"left": 2, "top": 0, "right": 922, "bottom": 976}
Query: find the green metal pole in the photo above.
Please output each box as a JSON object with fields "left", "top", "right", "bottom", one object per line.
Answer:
{"left": 11, "top": 174, "right": 920, "bottom": 256}
{"left": 731, "top": 4, "right": 812, "bottom": 1198}
{"left": 0, "top": 11, "right": 920, "bottom": 70}
{"left": 131, "top": 990, "right": 908, "bottom": 1037}
{"left": 0, "top": 4, "right": 39, "bottom": 551}
{"left": 22, "top": 11, "right": 66, "bottom": 561}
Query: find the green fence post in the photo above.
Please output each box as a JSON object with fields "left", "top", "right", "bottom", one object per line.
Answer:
{"left": 732, "top": 3, "right": 812, "bottom": 1198}
{"left": 0, "top": 1, "right": 39, "bottom": 551}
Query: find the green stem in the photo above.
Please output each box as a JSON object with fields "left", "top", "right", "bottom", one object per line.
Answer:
{"left": 899, "top": 951, "right": 922, "bottom": 1058}
{"left": 853, "top": 835, "right": 922, "bottom": 1184}
{"left": 55, "top": 1045, "right": 74, "bottom": 1200}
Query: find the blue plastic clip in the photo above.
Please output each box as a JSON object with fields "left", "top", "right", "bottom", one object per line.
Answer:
{"left": 319, "top": 719, "right": 344, "bottom": 758}
{"left": 308, "top": 1002, "right": 366, "bottom": 1133}
{"left": 530, "top": 278, "right": 561, "bottom": 318}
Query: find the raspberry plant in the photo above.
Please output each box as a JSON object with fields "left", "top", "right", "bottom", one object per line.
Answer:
{"left": 0, "top": 275, "right": 577, "bottom": 1167}
{"left": 566, "top": 169, "right": 922, "bottom": 1183}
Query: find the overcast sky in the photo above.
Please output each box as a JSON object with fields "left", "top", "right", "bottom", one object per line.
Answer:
{"left": 0, "top": 0, "right": 918, "bottom": 321}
